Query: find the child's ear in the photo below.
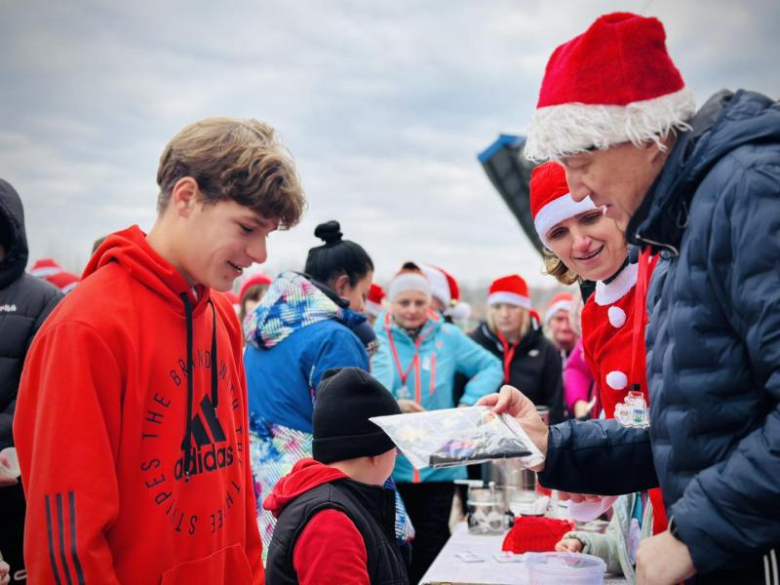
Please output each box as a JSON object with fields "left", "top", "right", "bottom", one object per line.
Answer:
{"left": 332, "top": 274, "right": 350, "bottom": 296}
{"left": 170, "top": 177, "right": 199, "bottom": 218}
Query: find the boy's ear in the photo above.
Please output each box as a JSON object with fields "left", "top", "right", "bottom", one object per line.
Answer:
{"left": 170, "top": 177, "right": 200, "bottom": 218}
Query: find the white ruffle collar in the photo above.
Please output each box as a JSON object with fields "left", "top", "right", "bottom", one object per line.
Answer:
{"left": 594, "top": 262, "right": 638, "bottom": 306}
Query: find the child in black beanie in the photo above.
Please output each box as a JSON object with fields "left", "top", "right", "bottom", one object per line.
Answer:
{"left": 263, "top": 367, "right": 409, "bottom": 585}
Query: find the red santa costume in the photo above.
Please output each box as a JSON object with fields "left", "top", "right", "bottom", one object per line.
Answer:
{"left": 530, "top": 161, "right": 666, "bottom": 532}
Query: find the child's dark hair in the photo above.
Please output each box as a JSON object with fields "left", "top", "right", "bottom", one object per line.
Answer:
{"left": 305, "top": 221, "right": 373, "bottom": 287}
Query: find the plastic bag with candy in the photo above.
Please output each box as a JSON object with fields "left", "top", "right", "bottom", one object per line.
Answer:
{"left": 370, "top": 406, "right": 545, "bottom": 470}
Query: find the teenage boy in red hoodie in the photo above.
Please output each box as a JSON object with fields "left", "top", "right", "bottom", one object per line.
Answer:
{"left": 13, "top": 118, "right": 306, "bottom": 585}
{"left": 264, "top": 367, "right": 409, "bottom": 585}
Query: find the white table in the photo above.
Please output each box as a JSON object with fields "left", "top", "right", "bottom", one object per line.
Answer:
{"left": 420, "top": 523, "right": 626, "bottom": 585}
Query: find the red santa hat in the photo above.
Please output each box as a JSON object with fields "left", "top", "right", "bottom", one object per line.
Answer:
{"left": 545, "top": 292, "right": 574, "bottom": 324}
{"left": 30, "top": 258, "right": 80, "bottom": 294}
{"left": 365, "top": 283, "right": 386, "bottom": 318}
{"left": 488, "top": 275, "right": 531, "bottom": 310}
{"left": 238, "top": 272, "right": 272, "bottom": 302}
{"left": 530, "top": 161, "right": 597, "bottom": 246}
{"left": 421, "top": 264, "right": 471, "bottom": 321}
{"left": 524, "top": 12, "right": 695, "bottom": 161}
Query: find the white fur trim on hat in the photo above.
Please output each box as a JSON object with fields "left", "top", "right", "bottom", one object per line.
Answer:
{"left": 365, "top": 299, "right": 383, "bottom": 318}
{"left": 595, "top": 262, "right": 638, "bottom": 306}
{"left": 487, "top": 291, "right": 531, "bottom": 309}
{"left": 420, "top": 265, "right": 450, "bottom": 307}
{"left": 534, "top": 193, "right": 598, "bottom": 246}
{"left": 387, "top": 273, "right": 431, "bottom": 301}
{"left": 545, "top": 300, "right": 572, "bottom": 324}
{"left": 30, "top": 266, "right": 63, "bottom": 277}
{"left": 524, "top": 87, "right": 696, "bottom": 162}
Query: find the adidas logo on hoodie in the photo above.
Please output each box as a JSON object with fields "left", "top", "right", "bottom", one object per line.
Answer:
{"left": 173, "top": 395, "right": 235, "bottom": 480}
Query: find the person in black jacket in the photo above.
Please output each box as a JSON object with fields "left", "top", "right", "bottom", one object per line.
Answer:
{"left": 470, "top": 274, "right": 564, "bottom": 424}
{"left": 0, "top": 178, "right": 62, "bottom": 582}
{"left": 489, "top": 11, "right": 780, "bottom": 585}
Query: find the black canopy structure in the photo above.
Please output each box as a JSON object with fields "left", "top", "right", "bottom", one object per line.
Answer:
{"left": 477, "top": 134, "right": 542, "bottom": 256}
{"left": 478, "top": 134, "right": 596, "bottom": 301}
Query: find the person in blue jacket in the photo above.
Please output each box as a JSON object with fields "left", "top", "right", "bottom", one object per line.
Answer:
{"left": 372, "top": 262, "right": 503, "bottom": 583}
{"left": 489, "top": 12, "right": 780, "bottom": 585}
{"left": 244, "top": 220, "right": 376, "bottom": 551}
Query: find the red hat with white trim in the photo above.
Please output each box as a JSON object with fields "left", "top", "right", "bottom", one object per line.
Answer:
{"left": 421, "top": 264, "right": 460, "bottom": 308}
{"left": 421, "top": 264, "right": 471, "bottom": 321}
{"left": 30, "top": 258, "right": 80, "bottom": 293}
{"left": 545, "top": 292, "right": 574, "bottom": 324}
{"left": 524, "top": 12, "right": 695, "bottom": 162}
{"left": 238, "top": 272, "right": 272, "bottom": 302}
{"left": 488, "top": 275, "right": 531, "bottom": 309}
{"left": 365, "top": 283, "right": 386, "bottom": 317}
{"left": 530, "top": 161, "right": 597, "bottom": 246}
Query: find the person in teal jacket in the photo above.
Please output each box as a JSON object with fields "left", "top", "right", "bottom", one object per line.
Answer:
{"left": 371, "top": 262, "right": 503, "bottom": 583}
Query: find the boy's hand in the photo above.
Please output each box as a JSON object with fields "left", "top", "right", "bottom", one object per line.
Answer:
{"left": 397, "top": 399, "right": 425, "bottom": 413}
{"left": 0, "top": 559, "right": 10, "bottom": 585}
{"left": 555, "top": 538, "right": 583, "bottom": 553}
{"left": 477, "top": 385, "right": 548, "bottom": 470}
{"left": 0, "top": 453, "right": 18, "bottom": 487}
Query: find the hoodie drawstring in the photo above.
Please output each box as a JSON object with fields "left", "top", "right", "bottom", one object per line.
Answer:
{"left": 180, "top": 293, "right": 195, "bottom": 482}
{"left": 179, "top": 294, "right": 220, "bottom": 482}
{"left": 208, "top": 299, "right": 219, "bottom": 408}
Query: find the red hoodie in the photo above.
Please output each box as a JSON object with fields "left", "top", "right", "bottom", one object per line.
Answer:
{"left": 264, "top": 459, "right": 371, "bottom": 585}
{"left": 13, "top": 226, "right": 263, "bottom": 584}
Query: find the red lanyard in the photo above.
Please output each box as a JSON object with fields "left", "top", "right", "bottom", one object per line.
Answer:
{"left": 631, "top": 246, "right": 660, "bottom": 393}
{"left": 496, "top": 330, "right": 518, "bottom": 383}
{"left": 385, "top": 320, "right": 435, "bottom": 387}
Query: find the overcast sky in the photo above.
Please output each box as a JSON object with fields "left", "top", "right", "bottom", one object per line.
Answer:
{"left": 1, "top": 0, "right": 778, "bottom": 291}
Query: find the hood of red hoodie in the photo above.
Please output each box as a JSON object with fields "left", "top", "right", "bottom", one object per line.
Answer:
{"left": 84, "top": 225, "right": 212, "bottom": 316}
{"left": 263, "top": 458, "right": 348, "bottom": 518}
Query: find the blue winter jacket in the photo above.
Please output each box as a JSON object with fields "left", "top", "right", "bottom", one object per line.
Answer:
{"left": 244, "top": 271, "right": 369, "bottom": 433}
{"left": 372, "top": 312, "right": 503, "bottom": 483}
{"left": 538, "top": 90, "right": 780, "bottom": 576}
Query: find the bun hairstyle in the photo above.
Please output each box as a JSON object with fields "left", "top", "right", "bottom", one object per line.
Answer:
{"left": 305, "top": 220, "right": 374, "bottom": 287}
{"left": 313, "top": 220, "right": 343, "bottom": 245}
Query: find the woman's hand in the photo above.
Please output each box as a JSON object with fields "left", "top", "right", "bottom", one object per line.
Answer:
{"left": 397, "top": 399, "right": 426, "bottom": 413}
{"left": 477, "top": 385, "right": 548, "bottom": 470}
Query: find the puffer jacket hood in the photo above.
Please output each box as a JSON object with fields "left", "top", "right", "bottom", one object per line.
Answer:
{"left": 0, "top": 178, "right": 29, "bottom": 288}
{"left": 630, "top": 90, "right": 780, "bottom": 254}
{"left": 263, "top": 458, "right": 348, "bottom": 518}
{"left": 245, "top": 270, "right": 365, "bottom": 349}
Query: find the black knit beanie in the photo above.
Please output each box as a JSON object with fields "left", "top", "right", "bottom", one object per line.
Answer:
{"left": 312, "top": 367, "right": 401, "bottom": 464}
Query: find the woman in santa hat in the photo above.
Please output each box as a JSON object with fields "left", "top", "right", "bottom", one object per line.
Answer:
{"left": 462, "top": 274, "right": 564, "bottom": 423}
{"left": 529, "top": 160, "right": 667, "bottom": 534}
{"left": 371, "top": 261, "right": 503, "bottom": 584}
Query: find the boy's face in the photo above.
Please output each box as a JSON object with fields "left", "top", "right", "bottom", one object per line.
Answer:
{"left": 178, "top": 196, "right": 278, "bottom": 292}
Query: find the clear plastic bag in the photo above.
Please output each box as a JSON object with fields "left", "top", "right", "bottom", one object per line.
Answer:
{"left": 370, "top": 406, "right": 545, "bottom": 470}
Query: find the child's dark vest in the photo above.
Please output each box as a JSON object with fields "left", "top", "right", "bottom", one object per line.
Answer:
{"left": 265, "top": 478, "right": 409, "bottom": 585}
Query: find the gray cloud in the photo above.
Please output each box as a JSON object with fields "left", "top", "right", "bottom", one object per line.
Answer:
{"left": 1, "top": 0, "right": 777, "bottom": 292}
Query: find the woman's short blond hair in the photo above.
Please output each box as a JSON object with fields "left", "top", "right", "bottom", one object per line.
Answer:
{"left": 542, "top": 247, "right": 580, "bottom": 286}
{"left": 486, "top": 304, "right": 531, "bottom": 340}
{"left": 156, "top": 117, "right": 306, "bottom": 229}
